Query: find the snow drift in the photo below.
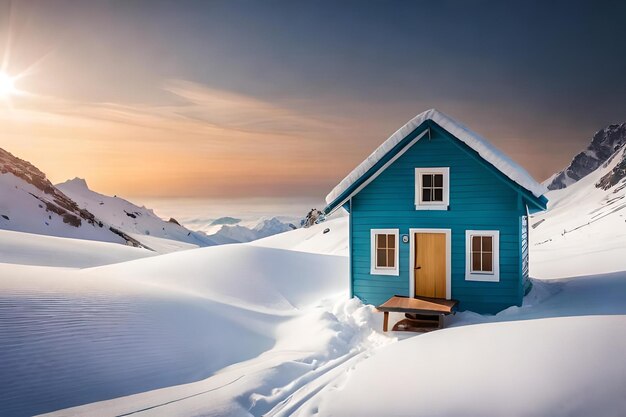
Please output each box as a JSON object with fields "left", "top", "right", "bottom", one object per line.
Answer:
{"left": 311, "top": 314, "right": 626, "bottom": 417}
{"left": 0, "top": 229, "right": 154, "bottom": 267}
{"left": 0, "top": 239, "right": 349, "bottom": 416}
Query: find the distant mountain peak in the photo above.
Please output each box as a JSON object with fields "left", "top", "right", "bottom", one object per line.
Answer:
{"left": 547, "top": 122, "right": 626, "bottom": 190}
{"left": 61, "top": 177, "right": 89, "bottom": 189}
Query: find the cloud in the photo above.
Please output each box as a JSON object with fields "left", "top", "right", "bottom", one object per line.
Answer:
{"left": 0, "top": 78, "right": 572, "bottom": 199}
{"left": 0, "top": 79, "right": 355, "bottom": 198}
{"left": 161, "top": 78, "right": 332, "bottom": 136}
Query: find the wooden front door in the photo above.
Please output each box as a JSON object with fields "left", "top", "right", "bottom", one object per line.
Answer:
{"left": 414, "top": 233, "right": 446, "bottom": 298}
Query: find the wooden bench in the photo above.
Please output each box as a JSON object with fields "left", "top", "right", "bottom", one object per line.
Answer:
{"left": 377, "top": 295, "right": 458, "bottom": 332}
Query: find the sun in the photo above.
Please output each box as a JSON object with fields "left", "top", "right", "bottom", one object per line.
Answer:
{"left": 0, "top": 72, "right": 18, "bottom": 99}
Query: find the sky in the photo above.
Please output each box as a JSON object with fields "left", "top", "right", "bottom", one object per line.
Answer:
{"left": 1, "top": 0, "right": 625, "bottom": 202}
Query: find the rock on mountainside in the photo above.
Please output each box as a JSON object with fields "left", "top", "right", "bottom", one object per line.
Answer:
{"left": 547, "top": 122, "right": 626, "bottom": 190}
{"left": 0, "top": 148, "right": 144, "bottom": 247}
{"left": 301, "top": 208, "right": 325, "bottom": 228}
{"left": 596, "top": 145, "right": 626, "bottom": 190}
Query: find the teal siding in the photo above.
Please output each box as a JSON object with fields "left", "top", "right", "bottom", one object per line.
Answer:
{"left": 350, "top": 126, "right": 526, "bottom": 314}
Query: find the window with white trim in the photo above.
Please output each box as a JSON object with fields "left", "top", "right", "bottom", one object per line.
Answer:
{"left": 415, "top": 167, "right": 449, "bottom": 210}
{"left": 370, "top": 229, "right": 399, "bottom": 276}
{"left": 465, "top": 230, "right": 500, "bottom": 282}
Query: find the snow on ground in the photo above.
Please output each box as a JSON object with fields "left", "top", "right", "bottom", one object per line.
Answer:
{"left": 310, "top": 314, "right": 626, "bottom": 417}
{"left": 126, "top": 232, "right": 201, "bottom": 253}
{"left": 298, "top": 271, "right": 626, "bottom": 417}
{"left": 249, "top": 216, "right": 348, "bottom": 256}
{"left": 38, "top": 271, "right": 626, "bottom": 417}
{"left": 0, "top": 229, "right": 154, "bottom": 267}
{"left": 38, "top": 297, "right": 391, "bottom": 417}
{"left": 0, "top": 238, "right": 361, "bottom": 417}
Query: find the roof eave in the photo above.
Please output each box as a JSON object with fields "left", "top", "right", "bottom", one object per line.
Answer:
{"left": 323, "top": 122, "right": 432, "bottom": 214}
{"left": 324, "top": 117, "right": 549, "bottom": 215}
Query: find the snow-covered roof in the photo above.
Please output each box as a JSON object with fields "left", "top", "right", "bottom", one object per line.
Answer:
{"left": 325, "top": 108, "right": 547, "bottom": 206}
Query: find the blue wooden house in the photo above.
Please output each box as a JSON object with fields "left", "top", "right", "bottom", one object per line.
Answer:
{"left": 323, "top": 109, "right": 548, "bottom": 314}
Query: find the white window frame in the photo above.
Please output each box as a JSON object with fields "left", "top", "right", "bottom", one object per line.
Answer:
{"left": 465, "top": 230, "right": 500, "bottom": 282}
{"left": 415, "top": 167, "right": 450, "bottom": 210}
{"left": 370, "top": 229, "right": 400, "bottom": 276}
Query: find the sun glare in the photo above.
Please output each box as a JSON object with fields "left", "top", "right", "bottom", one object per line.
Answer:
{"left": 0, "top": 72, "right": 18, "bottom": 99}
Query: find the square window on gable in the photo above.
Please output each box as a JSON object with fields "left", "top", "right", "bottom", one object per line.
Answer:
{"left": 415, "top": 168, "right": 449, "bottom": 210}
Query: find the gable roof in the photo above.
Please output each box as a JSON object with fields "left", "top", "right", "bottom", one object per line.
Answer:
{"left": 324, "top": 108, "right": 548, "bottom": 212}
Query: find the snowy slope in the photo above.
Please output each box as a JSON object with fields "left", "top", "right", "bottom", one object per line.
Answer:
{"left": 249, "top": 216, "right": 348, "bottom": 256}
{"left": 530, "top": 143, "right": 626, "bottom": 278}
{"left": 36, "top": 266, "right": 626, "bottom": 417}
{"left": 0, "top": 235, "right": 352, "bottom": 417}
{"left": 310, "top": 314, "right": 626, "bottom": 417}
{"left": 0, "top": 229, "right": 154, "bottom": 267}
{"left": 57, "top": 178, "right": 217, "bottom": 252}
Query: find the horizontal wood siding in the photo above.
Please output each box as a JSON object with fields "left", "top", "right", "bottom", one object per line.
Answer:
{"left": 351, "top": 127, "right": 524, "bottom": 313}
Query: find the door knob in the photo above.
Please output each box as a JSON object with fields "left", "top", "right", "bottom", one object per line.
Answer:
{"left": 415, "top": 266, "right": 421, "bottom": 270}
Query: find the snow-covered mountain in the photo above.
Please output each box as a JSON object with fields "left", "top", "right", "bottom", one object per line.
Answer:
{"left": 0, "top": 147, "right": 299, "bottom": 253}
{"left": 531, "top": 141, "right": 626, "bottom": 278}
{"left": 58, "top": 178, "right": 298, "bottom": 248}
{"left": 57, "top": 178, "right": 218, "bottom": 252}
{"left": 204, "top": 218, "right": 296, "bottom": 245}
{"left": 0, "top": 148, "right": 144, "bottom": 247}
{"left": 546, "top": 122, "right": 626, "bottom": 190}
